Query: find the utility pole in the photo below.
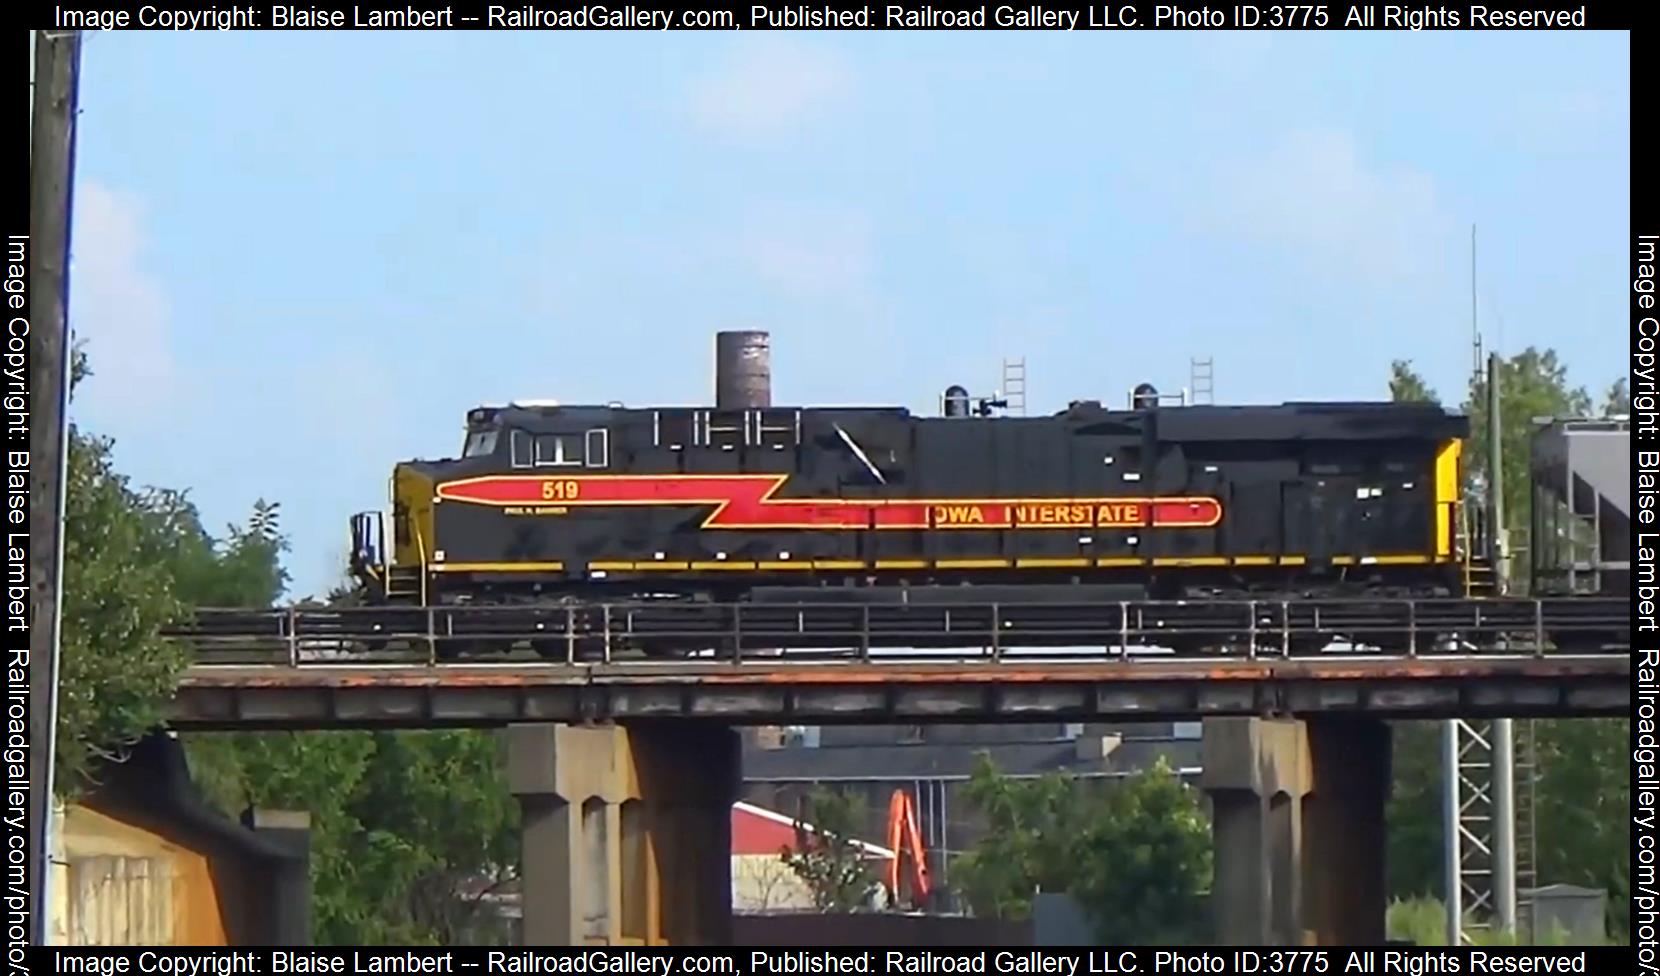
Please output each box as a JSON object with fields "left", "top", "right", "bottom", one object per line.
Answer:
{"left": 1445, "top": 224, "right": 1521, "bottom": 944}
{"left": 1488, "top": 351, "right": 1518, "bottom": 936}
{"left": 28, "top": 28, "right": 81, "bottom": 946}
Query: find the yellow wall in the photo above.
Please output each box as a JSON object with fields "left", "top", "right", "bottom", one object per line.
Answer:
{"left": 50, "top": 802, "right": 231, "bottom": 946}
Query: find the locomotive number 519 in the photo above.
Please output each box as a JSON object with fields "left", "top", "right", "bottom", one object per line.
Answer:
{"left": 542, "top": 480, "right": 581, "bottom": 501}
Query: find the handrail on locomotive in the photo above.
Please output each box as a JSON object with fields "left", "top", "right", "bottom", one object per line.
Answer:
{"left": 175, "top": 594, "right": 1628, "bottom": 670}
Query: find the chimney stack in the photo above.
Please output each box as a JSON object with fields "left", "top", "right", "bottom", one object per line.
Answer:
{"left": 714, "top": 330, "right": 771, "bottom": 409}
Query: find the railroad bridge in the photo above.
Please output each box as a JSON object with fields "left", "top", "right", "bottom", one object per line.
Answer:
{"left": 170, "top": 596, "right": 1630, "bottom": 947}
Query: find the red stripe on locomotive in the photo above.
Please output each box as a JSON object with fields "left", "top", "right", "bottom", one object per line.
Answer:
{"left": 434, "top": 475, "right": 1222, "bottom": 529}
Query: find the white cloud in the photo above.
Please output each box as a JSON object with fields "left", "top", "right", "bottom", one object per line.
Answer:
{"left": 1192, "top": 129, "right": 1448, "bottom": 281}
{"left": 687, "top": 42, "right": 851, "bottom": 136}
{"left": 68, "top": 182, "right": 179, "bottom": 415}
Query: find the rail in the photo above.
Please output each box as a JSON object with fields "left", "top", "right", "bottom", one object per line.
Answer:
{"left": 169, "top": 597, "right": 1630, "bottom": 668}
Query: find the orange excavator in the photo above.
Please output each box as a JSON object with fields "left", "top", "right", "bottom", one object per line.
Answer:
{"left": 884, "top": 789, "right": 932, "bottom": 910}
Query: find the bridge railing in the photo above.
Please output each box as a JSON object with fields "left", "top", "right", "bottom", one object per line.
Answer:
{"left": 168, "top": 597, "right": 1630, "bottom": 667}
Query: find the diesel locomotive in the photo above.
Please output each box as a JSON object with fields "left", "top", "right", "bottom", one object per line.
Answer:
{"left": 346, "top": 340, "right": 1471, "bottom": 617}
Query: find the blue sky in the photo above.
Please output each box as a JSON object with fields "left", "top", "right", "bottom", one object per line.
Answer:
{"left": 66, "top": 30, "right": 1629, "bottom": 600}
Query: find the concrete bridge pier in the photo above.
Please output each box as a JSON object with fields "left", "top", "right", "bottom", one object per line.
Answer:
{"left": 506, "top": 722, "right": 740, "bottom": 946}
{"left": 1201, "top": 717, "right": 1391, "bottom": 945}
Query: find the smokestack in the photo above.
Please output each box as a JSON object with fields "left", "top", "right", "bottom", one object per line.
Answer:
{"left": 714, "top": 330, "right": 771, "bottom": 409}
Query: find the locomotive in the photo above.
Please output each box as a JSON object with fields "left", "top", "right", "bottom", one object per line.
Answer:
{"left": 347, "top": 334, "right": 1471, "bottom": 618}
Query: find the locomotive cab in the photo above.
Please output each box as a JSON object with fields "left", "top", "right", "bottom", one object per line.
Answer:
{"left": 348, "top": 408, "right": 510, "bottom": 600}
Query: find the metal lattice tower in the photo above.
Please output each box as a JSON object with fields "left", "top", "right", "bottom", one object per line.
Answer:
{"left": 1001, "top": 359, "right": 1027, "bottom": 416}
{"left": 1190, "top": 357, "right": 1215, "bottom": 405}
{"left": 1446, "top": 717, "right": 1538, "bottom": 945}
{"left": 1446, "top": 719, "right": 1496, "bottom": 944}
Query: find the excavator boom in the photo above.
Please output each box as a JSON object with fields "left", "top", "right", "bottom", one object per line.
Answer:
{"left": 884, "top": 789, "right": 931, "bottom": 909}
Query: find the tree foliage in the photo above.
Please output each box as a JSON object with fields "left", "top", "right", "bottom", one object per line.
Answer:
{"left": 57, "top": 429, "right": 189, "bottom": 791}
{"left": 1533, "top": 718, "right": 1630, "bottom": 938}
{"left": 57, "top": 346, "right": 288, "bottom": 791}
{"left": 780, "top": 787, "right": 878, "bottom": 912}
{"left": 63, "top": 349, "right": 516, "bottom": 944}
{"left": 189, "top": 729, "right": 518, "bottom": 945}
{"left": 954, "top": 755, "right": 1211, "bottom": 945}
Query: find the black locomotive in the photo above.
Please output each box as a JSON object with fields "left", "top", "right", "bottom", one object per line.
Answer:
{"left": 348, "top": 377, "right": 1470, "bottom": 615}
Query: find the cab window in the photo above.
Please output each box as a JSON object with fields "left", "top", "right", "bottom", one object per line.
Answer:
{"left": 534, "top": 434, "right": 583, "bottom": 467}
{"left": 462, "top": 430, "right": 499, "bottom": 458}
{"left": 510, "top": 429, "right": 533, "bottom": 468}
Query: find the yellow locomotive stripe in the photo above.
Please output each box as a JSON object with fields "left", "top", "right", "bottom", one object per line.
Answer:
{"left": 1435, "top": 439, "right": 1461, "bottom": 559}
{"left": 438, "top": 552, "right": 1437, "bottom": 575}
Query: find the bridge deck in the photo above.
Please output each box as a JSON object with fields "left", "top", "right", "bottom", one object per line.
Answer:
{"left": 169, "top": 597, "right": 1630, "bottom": 728}
{"left": 173, "top": 655, "right": 1629, "bottom": 729}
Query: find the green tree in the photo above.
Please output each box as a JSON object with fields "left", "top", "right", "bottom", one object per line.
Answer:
{"left": 57, "top": 347, "right": 286, "bottom": 792}
{"left": 954, "top": 756, "right": 1211, "bottom": 945}
{"left": 57, "top": 429, "right": 189, "bottom": 791}
{"left": 781, "top": 787, "right": 878, "bottom": 912}
{"left": 348, "top": 731, "right": 519, "bottom": 944}
{"left": 1465, "top": 349, "right": 1592, "bottom": 545}
{"left": 1604, "top": 378, "right": 1630, "bottom": 416}
{"left": 953, "top": 756, "right": 1092, "bottom": 921}
{"left": 1534, "top": 717, "right": 1630, "bottom": 939}
{"left": 1384, "top": 722, "right": 1445, "bottom": 901}
{"left": 190, "top": 728, "right": 518, "bottom": 945}
{"left": 1388, "top": 360, "right": 1439, "bottom": 404}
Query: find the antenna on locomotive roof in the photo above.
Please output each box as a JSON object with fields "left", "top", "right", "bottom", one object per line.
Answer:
{"left": 1470, "top": 223, "right": 1482, "bottom": 383}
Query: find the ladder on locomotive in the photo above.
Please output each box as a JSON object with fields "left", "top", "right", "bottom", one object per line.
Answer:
{"left": 1457, "top": 500, "right": 1498, "bottom": 599}
{"left": 385, "top": 565, "right": 425, "bottom": 602}
{"left": 1001, "top": 359, "right": 1027, "bottom": 416}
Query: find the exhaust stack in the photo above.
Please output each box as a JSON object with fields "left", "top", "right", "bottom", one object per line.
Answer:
{"left": 715, "top": 330, "right": 772, "bottom": 409}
